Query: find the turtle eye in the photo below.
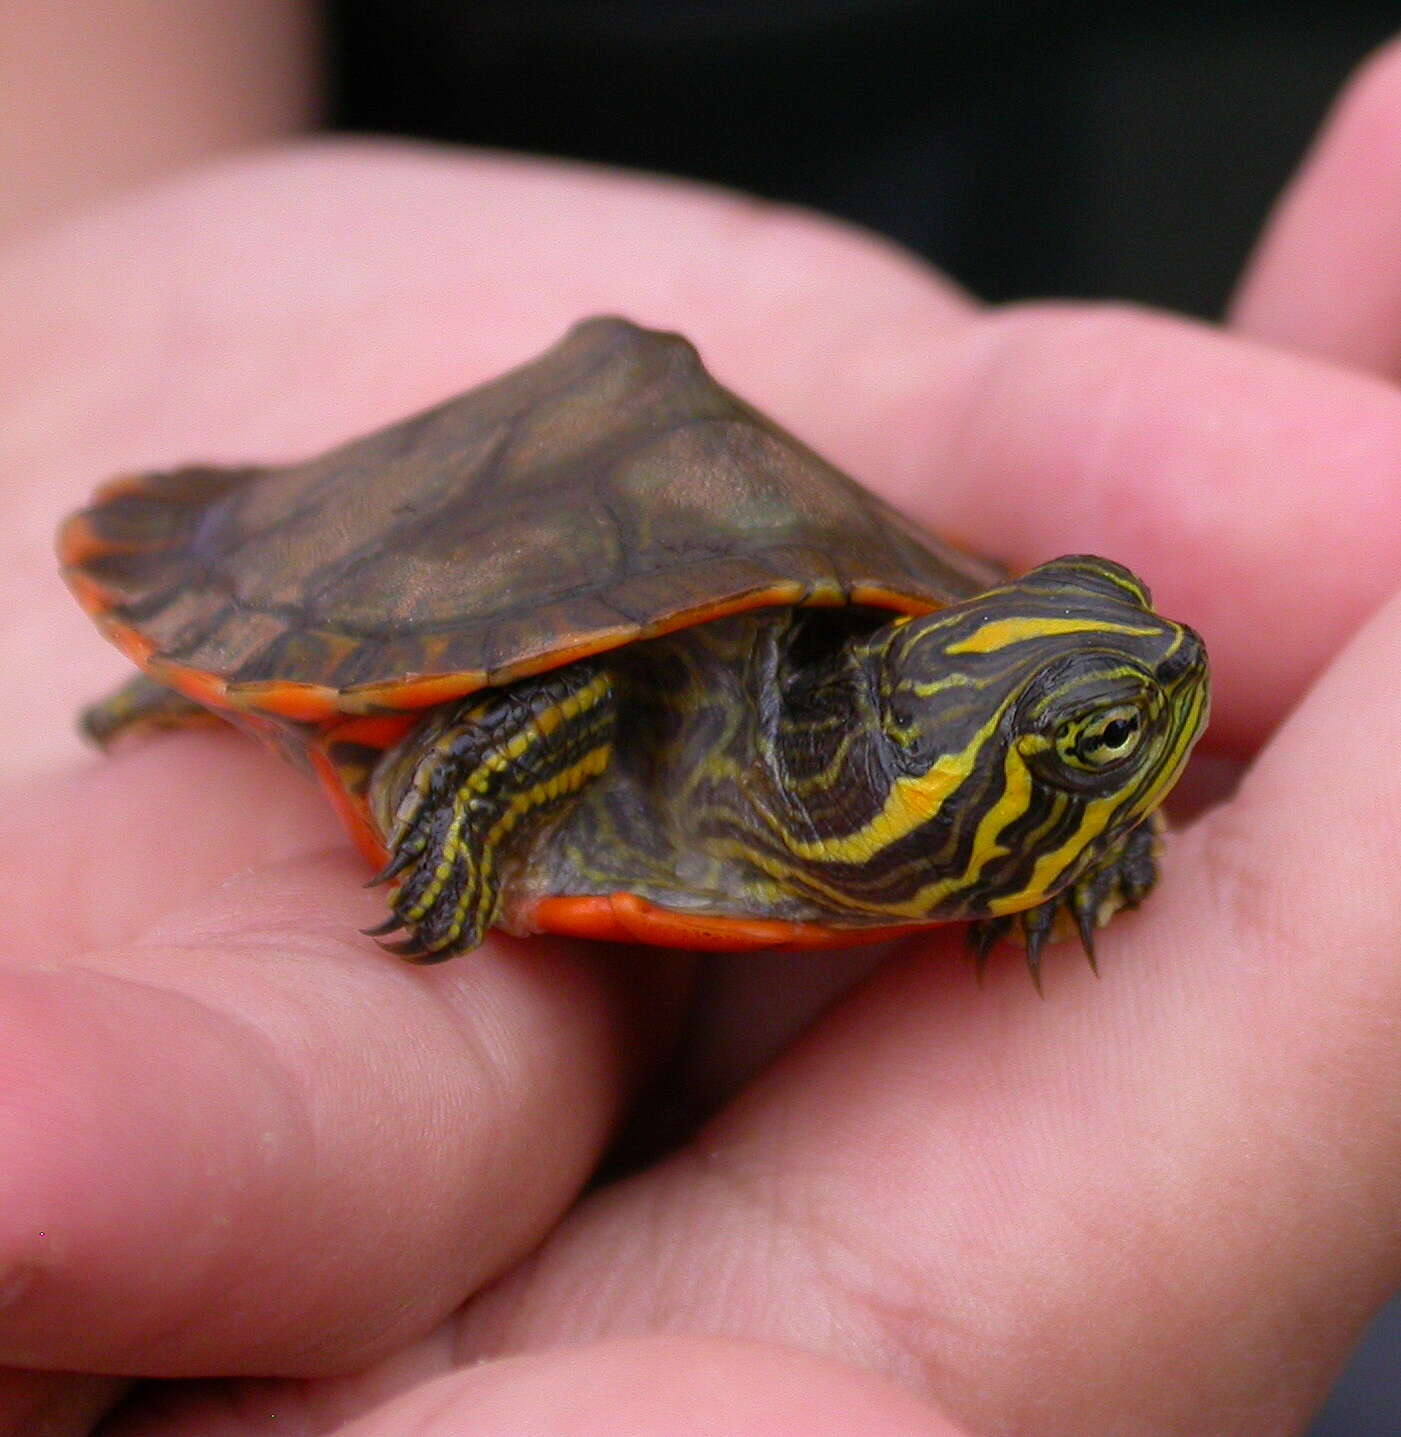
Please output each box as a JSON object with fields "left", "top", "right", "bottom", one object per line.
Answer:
{"left": 1058, "top": 704, "right": 1144, "bottom": 771}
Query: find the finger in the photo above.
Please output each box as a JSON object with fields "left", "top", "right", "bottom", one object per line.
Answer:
{"left": 868, "top": 300, "right": 1401, "bottom": 753}
{"left": 1233, "top": 38, "right": 1401, "bottom": 375}
{"left": 0, "top": 733, "right": 335, "bottom": 960}
{"left": 0, "top": 1370, "right": 121, "bottom": 1437}
{"left": 97, "top": 1337, "right": 965, "bottom": 1437}
{"left": 16, "top": 143, "right": 1396, "bottom": 779}
{"left": 0, "top": 854, "right": 687, "bottom": 1376}
{"left": 453, "top": 589, "right": 1401, "bottom": 1436}
{"left": 334, "top": 1338, "right": 963, "bottom": 1437}
{"left": 2, "top": 140, "right": 972, "bottom": 781}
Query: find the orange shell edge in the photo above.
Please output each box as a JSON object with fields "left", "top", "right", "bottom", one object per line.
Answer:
{"left": 523, "top": 893, "right": 930, "bottom": 952}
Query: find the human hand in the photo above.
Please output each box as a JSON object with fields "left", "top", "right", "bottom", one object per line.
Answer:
{"left": 4, "top": 41, "right": 1401, "bottom": 1437}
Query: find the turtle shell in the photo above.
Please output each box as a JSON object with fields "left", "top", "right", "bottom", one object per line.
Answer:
{"left": 59, "top": 316, "right": 1003, "bottom": 722}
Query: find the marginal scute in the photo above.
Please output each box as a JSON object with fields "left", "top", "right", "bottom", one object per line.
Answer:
{"left": 520, "top": 892, "right": 933, "bottom": 952}
{"left": 59, "top": 317, "right": 1003, "bottom": 717}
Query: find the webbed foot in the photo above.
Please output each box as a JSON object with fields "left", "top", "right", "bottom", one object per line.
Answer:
{"left": 968, "top": 814, "right": 1163, "bottom": 991}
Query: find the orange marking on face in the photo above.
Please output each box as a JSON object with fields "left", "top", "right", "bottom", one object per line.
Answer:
{"left": 525, "top": 893, "right": 932, "bottom": 951}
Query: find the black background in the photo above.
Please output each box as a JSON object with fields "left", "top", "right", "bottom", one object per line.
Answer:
{"left": 328, "top": 3, "right": 1401, "bottom": 1429}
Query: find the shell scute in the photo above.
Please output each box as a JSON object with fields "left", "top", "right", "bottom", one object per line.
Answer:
{"left": 59, "top": 317, "right": 1001, "bottom": 716}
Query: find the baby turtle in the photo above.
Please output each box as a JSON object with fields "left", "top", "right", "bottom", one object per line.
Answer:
{"left": 60, "top": 317, "right": 1209, "bottom": 979}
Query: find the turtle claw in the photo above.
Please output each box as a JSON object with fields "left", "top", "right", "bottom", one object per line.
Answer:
{"left": 1020, "top": 901, "right": 1057, "bottom": 997}
{"left": 362, "top": 662, "right": 615, "bottom": 964}
{"left": 367, "top": 739, "right": 503, "bottom": 962}
{"left": 966, "top": 901, "right": 1080, "bottom": 991}
{"left": 1069, "top": 888, "right": 1100, "bottom": 976}
{"left": 365, "top": 847, "right": 418, "bottom": 888}
{"left": 373, "top": 831, "right": 489, "bottom": 963}
{"left": 375, "top": 934, "right": 458, "bottom": 964}
{"left": 968, "top": 909, "right": 1054, "bottom": 989}
{"left": 968, "top": 916, "right": 1011, "bottom": 984}
{"left": 964, "top": 817, "right": 1163, "bottom": 989}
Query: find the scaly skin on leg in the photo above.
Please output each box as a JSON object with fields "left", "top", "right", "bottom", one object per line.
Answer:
{"left": 366, "top": 662, "right": 617, "bottom": 961}
{"left": 969, "top": 813, "right": 1164, "bottom": 989}
{"left": 80, "top": 672, "right": 224, "bottom": 749}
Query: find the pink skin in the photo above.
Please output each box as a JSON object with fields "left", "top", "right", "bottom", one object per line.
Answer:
{"left": 0, "top": 1, "right": 317, "bottom": 244}
{"left": 3, "top": 37, "right": 1401, "bottom": 1437}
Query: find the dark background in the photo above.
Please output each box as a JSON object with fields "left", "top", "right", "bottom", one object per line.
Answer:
{"left": 328, "top": 3, "right": 1401, "bottom": 1430}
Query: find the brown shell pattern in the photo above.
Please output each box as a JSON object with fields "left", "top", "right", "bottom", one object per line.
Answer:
{"left": 59, "top": 317, "right": 1003, "bottom": 719}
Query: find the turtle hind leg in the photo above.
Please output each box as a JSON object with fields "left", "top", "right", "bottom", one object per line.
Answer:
{"left": 366, "top": 662, "right": 617, "bottom": 962}
{"left": 80, "top": 673, "right": 224, "bottom": 749}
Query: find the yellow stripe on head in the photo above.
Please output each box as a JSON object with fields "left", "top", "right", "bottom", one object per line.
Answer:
{"left": 945, "top": 616, "right": 1166, "bottom": 655}
{"left": 1021, "top": 555, "right": 1154, "bottom": 609}
{"left": 760, "top": 561, "right": 1209, "bottom": 925}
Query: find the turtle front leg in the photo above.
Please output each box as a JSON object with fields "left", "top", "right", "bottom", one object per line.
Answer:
{"left": 365, "top": 662, "right": 616, "bottom": 961}
{"left": 969, "top": 813, "right": 1164, "bottom": 989}
{"left": 81, "top": 672, "right": 224, "bottom": 748}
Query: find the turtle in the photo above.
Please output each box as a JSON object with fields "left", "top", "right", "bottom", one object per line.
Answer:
{"left": 59, "top": 316, "right": 1209, "bottom": 981}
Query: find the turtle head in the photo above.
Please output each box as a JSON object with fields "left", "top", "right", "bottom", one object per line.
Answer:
{"left": 866, "top": 554, "right": 1209, "bottom": 919}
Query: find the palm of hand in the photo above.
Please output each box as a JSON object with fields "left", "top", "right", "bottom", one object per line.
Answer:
{"left": 3, "top": 47, "right": 1401, "bottom": 1437}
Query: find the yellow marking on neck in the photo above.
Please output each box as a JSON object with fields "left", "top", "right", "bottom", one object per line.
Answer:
{"left": 705, "top": 836, "right": 911, "bottom": 917}
{"left": 905, "top": 672, "right": 979, "bottom": 698}
{"left": 945, "top": 617, "right": 1163, "bottom": 654}
{"left": 786, "top": 729, "right": 861, "bottom": 797}
{"left": 891, "top": 742, "right": 1039, "bottom": 915}
{"left": 956, "top": 679, "right": 1207, "bottom": 918}
{"left": 784, "top": 710, "right": 1002, "bottom": 864}
{"left": 982, "top": 790, "right": 1121, "bottom": 916}
{"left": 891, "top": 741, "right": 1114, "bottom": 919}
{"left": 694, "top": 674, "right": 1206, "bottom": 927}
